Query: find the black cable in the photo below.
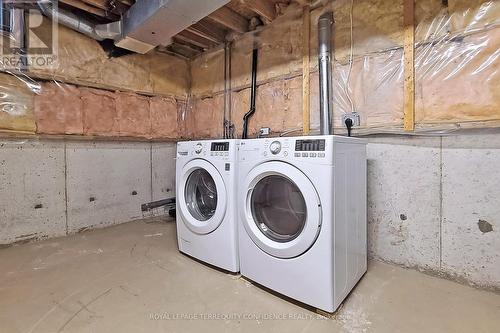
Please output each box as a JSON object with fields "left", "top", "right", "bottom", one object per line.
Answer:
{"left": 345, "top": 118, "right": 353, "bottom": 137}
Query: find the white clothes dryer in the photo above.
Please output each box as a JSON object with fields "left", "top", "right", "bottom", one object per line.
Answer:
{"left": 237, "top": 135, "right": 367, "bottom": 312}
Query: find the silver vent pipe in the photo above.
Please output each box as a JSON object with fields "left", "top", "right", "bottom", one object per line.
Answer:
{"left": 37, "top": 1, "right": 121, "bottom": 42}
{"left": 9, "top": 7, "right": 27, "bottom": 70}
{"left": 318, "top": 12, "right": 333, "bottom": 135}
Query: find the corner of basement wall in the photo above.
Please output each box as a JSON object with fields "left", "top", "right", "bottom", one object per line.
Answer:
{"left": 0, "top": 23, "right": 188, "bottom": 245}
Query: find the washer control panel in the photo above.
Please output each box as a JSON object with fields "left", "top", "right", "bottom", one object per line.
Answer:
{"left": 210, "top": 141, "right": 231, "bottom": 157}
{"left": 211, "top": 142, "right": 230, "bottom": 152}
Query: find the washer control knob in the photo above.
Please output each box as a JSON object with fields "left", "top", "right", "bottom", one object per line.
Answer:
{"left": 194, "top": 143, "right": 203, "bottom": 154}
{"left": 270, "top": 141, "right": 281, "bottom": 155}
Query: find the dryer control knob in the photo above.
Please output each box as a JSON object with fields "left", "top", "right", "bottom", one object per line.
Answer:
{"left": 270, "top": 141, "right": 281, "bottom": 155}
{"left": 194, "top": 143, "right": 203, "bottom": 154}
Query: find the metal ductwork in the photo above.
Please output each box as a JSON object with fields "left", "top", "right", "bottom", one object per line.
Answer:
{"left": 38, "top": 0, "right": 230, "bottom": 54}
{"left": 37, "top": 1, "right": 120, "bottom": 42}
{"left": 318, "top": 12, "right": 334, "bottom": 135}
{"left": 117, "top": 0, "right": 230, "bottom": 54}
{"left": 9, "top": 6, "right": 27, "bottom": 70}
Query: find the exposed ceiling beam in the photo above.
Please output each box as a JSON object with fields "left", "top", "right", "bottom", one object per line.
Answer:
{"left": 186, "top": 20, "right": 226, "bottom": 44}
{"left": 176, "top": 30, "right": 218, "bottom": 50}
{"left": 168, "top": 42, "right": 202, "bottom": 58}
{"left": 172, "top": 38, "right": 205, "bottom": 53}
{"left": 158, "top": 46, "right": 191, "bottom": 60}
{"left": 208, "top": 6, "right": 249, "bottom": 34}
{"left": 59, "top": 0, "right": 113, "bottom": 18}
{"left": 79, "top": 0, "right": 109, "bottom": 10}
{"left": 80, "top": 0, "right": 132, "bottom": 15}
{"left": 242, "top": 0, "right": 276, "bottom": 22}
{"left": 116, "top": 0, "right": 134, "bottom": 6}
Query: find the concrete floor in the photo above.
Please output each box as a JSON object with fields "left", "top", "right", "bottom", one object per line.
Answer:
{"left": 1, "top": 218, "right": 499, "bottom": 333}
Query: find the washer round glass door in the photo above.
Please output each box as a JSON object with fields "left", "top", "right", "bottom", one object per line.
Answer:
{"left": 241, "top": 161, "right": 321, "bottom": 258}
{"left": 185, "top": 169, "right": 217, "bottom": 221}
{"left": 179, "top": 159, "right": 227, "bottom": 234}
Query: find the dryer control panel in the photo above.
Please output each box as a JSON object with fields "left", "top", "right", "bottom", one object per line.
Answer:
{"left": 293, "top": 139, "right": 327, "bottom": 158}
{"left": 239, "top": 136, "right": 342, "bottom": 165}
{"left": 262, "top": 139, "right": 290, "bottom": 158}
{"left": 261, "top": 138, "right": 328, "bottom": 159}
{"left": 177, "top": 140, "right": 236, "bottom": 161}
{"left": 295, "top": 139, "right": 326, "bottom": 152}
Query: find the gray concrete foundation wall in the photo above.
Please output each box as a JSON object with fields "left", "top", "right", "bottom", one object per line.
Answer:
{"left": 0, "top": 139, "right": 176, "bottom": 244}
{"left": 367, "top": 134, "right": 500, "bottom": 291}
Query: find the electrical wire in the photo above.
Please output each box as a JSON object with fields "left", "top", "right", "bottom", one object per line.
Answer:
{"left": 279, "top": 127, "right": 303, "bottom": 137}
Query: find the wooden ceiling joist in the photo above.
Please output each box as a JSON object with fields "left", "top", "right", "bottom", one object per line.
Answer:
{"left": 60, "top": 0, "right": 132, "bottom": 20}
{"left": 170, "top": 42, "right": 202, "bottom": 58}
{"left": 59, "top": 0, "right": 117, "bottom": 19}
{"left": 116, "top": 0, "right": 134, "bottom": 5}
{"left": 242, "top": 0, "right": 277, "bottom": 22}
{"left": 176, "top": 30, "right": 218, "bottom": 50}
{"left": 186, "top": 20, "right": 227, "bottom": 44}
{"left": 208, "top": 6, "right": 249, "bottom": 34}
{"left": 167, "top": 46, "right": 196, "bottom": 59}
{"left": 79, "top": 0, "right": 108, "bottom": 10}
{"left": 172, "top": 38, "right": 205, "bottom": 53}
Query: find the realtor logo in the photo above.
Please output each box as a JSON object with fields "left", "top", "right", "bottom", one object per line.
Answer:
{"left": 1, "top": 0, "right": 58, "bottom": 69}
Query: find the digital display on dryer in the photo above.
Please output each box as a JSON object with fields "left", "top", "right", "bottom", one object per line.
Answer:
{"left": 295, "top": 139, "right": 326, "bottom": 151}
{"left": 211, "top": 142, "right": 230, "bottom": 151}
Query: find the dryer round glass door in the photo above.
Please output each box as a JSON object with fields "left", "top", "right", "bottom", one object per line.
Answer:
{"left": 179, "top": 159, "right": 227, "bottom": 235}
{"left": 251, "top": 175, "right": 307, "bottom": 242}
{"left": 241, "top": 161, "right": 321, "bottom": 258}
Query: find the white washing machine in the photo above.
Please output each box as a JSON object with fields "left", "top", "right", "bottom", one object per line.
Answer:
{"left": 238, "top": 135, "right": 367, "bottom": 312}
{"left": 176, "top": 139, "right": 239, "bottom": 272}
